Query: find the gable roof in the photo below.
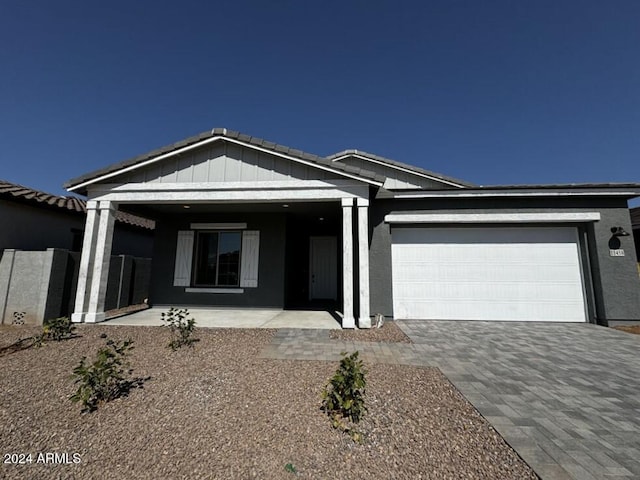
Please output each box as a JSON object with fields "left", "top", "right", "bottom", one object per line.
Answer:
{"left": 65, "top": 128, "right": 389, "bottom": 194}
{"left": 328, "top": 149, "right": 475, "bottom": 188}
{"left": 0, "top": 180, "right": 155, "bottom": 230}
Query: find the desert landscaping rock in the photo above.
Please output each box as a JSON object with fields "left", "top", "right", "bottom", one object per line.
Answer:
{"left": 0, "top": 325, "right": 537, "bottom": 479}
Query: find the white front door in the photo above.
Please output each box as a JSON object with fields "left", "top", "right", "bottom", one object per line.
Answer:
{"left": 391, "top": 226, "right": 587, "bottom": 322}
{"left": 309, "top": 236, "right": 337, "bottom": 300}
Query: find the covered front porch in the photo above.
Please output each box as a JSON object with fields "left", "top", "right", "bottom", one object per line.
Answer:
{"left": 71, "top": 191, "right": 372, "bottom": 329}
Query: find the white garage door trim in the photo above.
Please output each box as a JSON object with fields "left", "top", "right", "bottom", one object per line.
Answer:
{"left": 391, "top": 226, "right": 588, "bottom": 322}
{"left": 385, "top": 212, "right": 601, "bottom": 224}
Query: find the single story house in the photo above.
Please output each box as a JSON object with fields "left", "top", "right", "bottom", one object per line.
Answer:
{"left": 0, "top": 179, "right": 155, "bottom": 258}
{"left": 65, "top": 128, "right": 640, "bottom": 327}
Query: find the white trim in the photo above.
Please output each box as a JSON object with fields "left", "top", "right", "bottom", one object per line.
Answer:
{"left": 331, "top": 153, "right": 467, "bottom": 188}
{"left": 357, "top": 203, "right": 371, "bottom": 328}
{"left": 384, "top": 212, "right": 601, "bottom": 224}
{"left": 185, "top": 288, "right": 244, "bottom": 294}
{"left": 190, "top": 223, "right": 247, "bottom": 230}
{"left": 67, "top": 136, "right": 382, "bottom": 192}
{"left": 88, "top": 185, "right": 370, "bottom": 203}
{"left": 342, "top": 199, "right": 355, "bottom": 328}
{"left": 96, "top": 179, "right": 363, "bottom": 192}
{"left": 388, "top": 190, "right": 640, "bottom": 199}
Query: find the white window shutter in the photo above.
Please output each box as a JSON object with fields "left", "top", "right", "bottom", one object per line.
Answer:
{"left": 240, "top": 230, "right": 260, "bottom": 288}
{"left": 173, "top": 230, "right": 194, "bottom": 286}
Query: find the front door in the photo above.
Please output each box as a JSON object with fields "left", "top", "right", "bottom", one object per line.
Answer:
{"left": 309, "top": 236, "right": 337, "bottom": 300}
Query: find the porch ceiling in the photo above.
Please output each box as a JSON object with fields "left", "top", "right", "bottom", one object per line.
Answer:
{"left": 121, "top": 200, "right": 341, "bottom": 219}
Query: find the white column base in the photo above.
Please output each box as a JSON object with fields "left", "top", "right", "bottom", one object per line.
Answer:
{"left": 84, "top": 312, "right": 106, "bottom": 323}
{"left": 342, "top": 315, "right": 356, "bottom": 329}
{"left": 71, "top": 313, "right": 85, "bottom": 323}
{"left": 358, "top": 316, "right": 371, "bottom": 329}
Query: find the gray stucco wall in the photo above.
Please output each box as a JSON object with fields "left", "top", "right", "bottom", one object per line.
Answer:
{"left": 369, "top": 197, "right": 640, "bottom": 323}
{"left": 0, "top": 199, "right": 154, "bottom": 257}
{"left": 0, "top": 199, "right": 85, "bottom": 252}
{"left": 149, "top": 212, "right": 286, "bottom": 308}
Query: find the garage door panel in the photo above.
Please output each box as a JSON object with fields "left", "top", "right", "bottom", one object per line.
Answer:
{"left": 391, "top": 227, "right": 586, "bottom": 322}
{"left": 396, "top": 299, "right": 585, "bottom": 322}
{"left": 394, "top": 262, "right": 581, "bottom": 283}
{"left": 394, "top": 281, "right": 583, "bottom": 302}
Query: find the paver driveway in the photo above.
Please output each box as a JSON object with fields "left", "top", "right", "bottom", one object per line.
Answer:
{"left": 399, "top": 321, "right": 640, "bottom": 480}
{"left": 262, "top": 321, "right": 640, "bottom": 479}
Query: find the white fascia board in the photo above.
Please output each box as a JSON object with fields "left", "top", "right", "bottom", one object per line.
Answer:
{"left": 96, "top": 179, "right": 362, "bottom": 192}
{"left": 331, "top": 153, "right": 466, "bottom": 188}
{"left": 388, "top": 190, "right": 640, "bottom": 198}
{"left": 68, "top": 137, "right": 382, "bottom": 192}
{"left": 384, "top": 212, "right": 601, "bottom": 224}
{"left": 87, "top": 184, "right": 370, "bottom": 203}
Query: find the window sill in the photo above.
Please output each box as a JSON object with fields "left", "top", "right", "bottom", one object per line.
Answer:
{"left": 185, "top": 288, "right": 244, "bottom": 294}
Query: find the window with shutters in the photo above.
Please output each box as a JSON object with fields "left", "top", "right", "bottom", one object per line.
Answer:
{"left": 193, "top": 231, "right": 242, "bottom": 287}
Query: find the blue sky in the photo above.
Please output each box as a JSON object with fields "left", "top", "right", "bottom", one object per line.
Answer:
{"left": 1, "top": 1, "right": 639, "bottom": 201}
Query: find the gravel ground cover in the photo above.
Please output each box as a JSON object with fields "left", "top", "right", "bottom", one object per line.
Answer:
{"left": 329, "top": 320, "right": 412, "bottom": 343}
{"left": 0, "top": 325, "right": 537, "bottom": 479}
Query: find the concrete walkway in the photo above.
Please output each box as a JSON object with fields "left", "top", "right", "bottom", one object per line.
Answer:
{"left": 103, "top": 307, "right": 342, "bottom": 329}
{"left": 261, "top": 321, "right": 640, "bottom": 480}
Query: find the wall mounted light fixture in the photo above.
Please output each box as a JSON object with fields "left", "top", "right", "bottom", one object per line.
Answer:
{"left": 610, "top": 227, "right": 630, "bottom": 237}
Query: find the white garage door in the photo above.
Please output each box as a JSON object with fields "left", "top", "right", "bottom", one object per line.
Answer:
{"left": 391, "top": 227, "right": 587, "bottom": 322}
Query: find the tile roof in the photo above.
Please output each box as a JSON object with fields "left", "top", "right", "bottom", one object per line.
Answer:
{"left": 0, "top": 180, "right": 154, "bottom": 230}
{"left": 65, "top": 128, "right": 388, "bottom": 193}
{"left": 327, "top": 149, "right": 475, "bottom": 188}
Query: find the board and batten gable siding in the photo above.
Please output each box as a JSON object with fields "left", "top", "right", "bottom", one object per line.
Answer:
{"left": 332, "top": 156, "right": 452, "bottom": 190}
{"left": 114, "top": 142, "right": 343, "bottom": 185}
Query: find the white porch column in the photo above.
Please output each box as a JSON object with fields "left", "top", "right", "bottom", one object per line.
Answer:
{"left": 357, "top": 198, "right": 371, "bottom": 328}
{"left": 71, "top": 201, "right": 100, "bottom": 323}
{"left": 72, "top": 201, "right": 117, "bottom": 323}
{"left": 341, "top": 198, "right": 355, "bottom": 328}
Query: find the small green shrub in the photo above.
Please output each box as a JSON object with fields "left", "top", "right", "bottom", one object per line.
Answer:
{"left": 42, "top": 316, "right": 76, "bottom": 341}
{"left": 321, "top": 351, "right": 367, "bottom": 440}
{"left": 70, "top": 337, "right": 135, "bottom": 412}
{"left": 32, "top": 316, "right": 76, "bottom": 347}
{"left": 161, "top": 307, "right": 197, "bottom": 350}
{"left": 284, "top": 463, "right": 297, "bottom": 474}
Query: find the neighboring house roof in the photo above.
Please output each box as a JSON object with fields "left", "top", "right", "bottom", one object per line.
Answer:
{"left": 630, "top": 207, "right": 640, "bottom": 228}
{"left": 65, "top": 128, "right": 392, "bottom": 193}
{"left": 0, "top": 180, "right": 155, "bottom": 230}
{"left": 328, "top": 149, "right": 476, "bottom": 188}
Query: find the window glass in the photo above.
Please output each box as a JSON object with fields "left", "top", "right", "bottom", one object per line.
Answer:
{"left": 217, "top": 232, "right": 241, "bottom": 286}
{"left": 193, "top": 231, "right": 241, "bottom": 286}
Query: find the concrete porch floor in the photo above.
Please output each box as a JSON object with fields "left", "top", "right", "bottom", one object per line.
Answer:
{"left": 102, "top": 307, "right": 343, "bottom": 329}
